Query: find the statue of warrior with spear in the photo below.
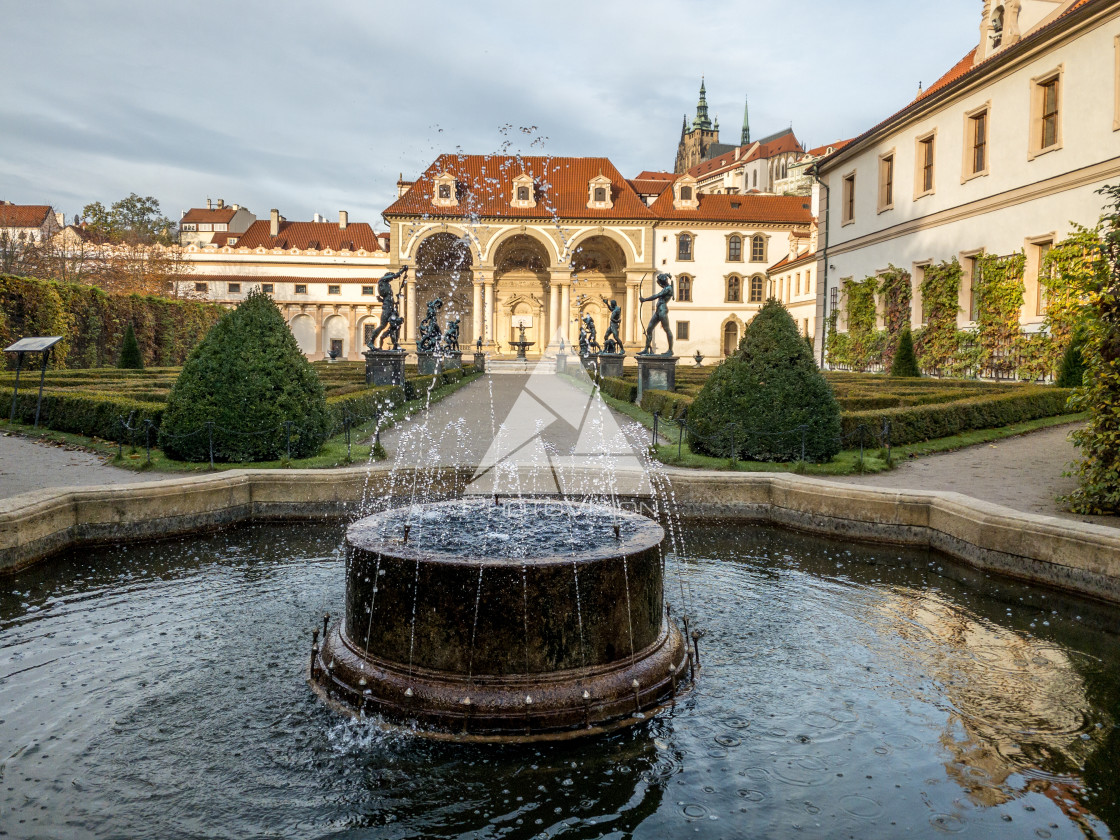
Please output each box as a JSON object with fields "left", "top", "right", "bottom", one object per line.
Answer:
{"left": 639, "top": 272, "right": 674, "bottom": 355}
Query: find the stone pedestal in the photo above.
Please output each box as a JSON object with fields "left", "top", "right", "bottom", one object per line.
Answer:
{"left": 442, "top": 352, "right": 462, "bottom": 371}
{"left": 597, "top": 352, "right": 625, "bottom": 380}
{"left": 472, "top": 352, "right": 486, "bottom": 373}
{"left": 579, "top": 354, "right": 598, "bottom": 375}
{"left": 636, "top": 354, "right": 679, "bottom": 402}
{"left": 555, "top": 353, "right": 569, "bottom": 374}
{"left": 364, "top": 349, "right": 406, "bottom": 387}
{"left": 416, "top": 352, "right": 438, "bottom": 375}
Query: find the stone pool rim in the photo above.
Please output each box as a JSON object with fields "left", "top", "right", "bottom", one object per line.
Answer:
{"left": 1, "top": 465, "right": 1118, "bottom": 606}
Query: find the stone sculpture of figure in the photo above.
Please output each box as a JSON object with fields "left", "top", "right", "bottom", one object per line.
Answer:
{"left": 476, "top": 335, "right": 483, "bottom": 353}
{"left": 385, "top": 311, "right": 404, "bottom": 350}
{"left": 366, "top": 266, "right": 409, "bottom": 351}
{"left": 640, "top": 273, "right": 674, "bottom": 355}
{"left": 578, "top": 325, "right": 590, "bottom": 357}
{"left": 604, "top": 335, "right": 618, "bottom": 354}
{"left": 581, "top": 313, "right": 601, "bottom": 354}
{"left": 444, "top": 317, "right": 461, "bottom": 353}
{"left": 418, "top": 298, "right": 443, "bottom": 353}
{"left": 600, "top": 296, "right": 622, "bottom": 352}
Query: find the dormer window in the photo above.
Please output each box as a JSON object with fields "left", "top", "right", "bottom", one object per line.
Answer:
{"left": 587, "top": 174, "right": 613, "bottom": 209}
{"left": 432, "top": 172, "right": 458, "bottom": 207}
{"left": 511, "top": 174, "right": 536, "bottom": 208}
{"left": 673, "top": 176, "right": 699, "bottom": 210}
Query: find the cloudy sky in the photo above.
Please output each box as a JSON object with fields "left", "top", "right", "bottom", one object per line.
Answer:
{"left": 1, "top": 0, "right": 980, "bottom": 228}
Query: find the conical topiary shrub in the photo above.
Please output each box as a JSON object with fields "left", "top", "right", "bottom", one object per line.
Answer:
{"left": 1056, "top": 324, "right": 1087, "bottom": 388}
{"left": 889, "top": 325, "right": 921, "bottom": 377}
{"left": 117, "top": 322, "right": 144, "bottom": 369}
{"left": 687, "top": 299, "right": 841, "bottom": 462}
{"left": 158, "top": 290, "right": 328, "bottom": 462}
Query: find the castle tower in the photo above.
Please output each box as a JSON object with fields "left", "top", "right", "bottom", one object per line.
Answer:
{"left": 674, "top": 78, "right": 723, "bottom": 173}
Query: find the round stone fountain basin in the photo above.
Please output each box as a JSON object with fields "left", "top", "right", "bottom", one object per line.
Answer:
{"left": 311, "top": 498, "right": 689, "bottom": 740}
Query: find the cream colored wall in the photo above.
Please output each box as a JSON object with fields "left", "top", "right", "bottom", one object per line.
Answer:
{"left": 821, "top": 6, "right": 1120, "bottom": 335}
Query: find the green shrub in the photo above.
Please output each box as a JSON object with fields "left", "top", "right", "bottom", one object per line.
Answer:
{"left": 158, "top": 290, "right": 329, "bottom": 462}
{"left": 8, "top": 390, "right": 163, "bottom": 442}
{"left": 640, "top": 389, "right": 693, "bottom": 420}
{"left": 842, "top": 386, "right": 1073, "bottom": 446}
{"left": 327, "top": 385, "right": 404, "bottom": 432}
{"left": 1056, "top": 325, "right": 1087, "bottom": 388}
{"left": 687, "top": 300, "right": 841, "bottom": 461}
{"left": 405, "top": 375, "right": 438, "bottom": 401}
{"left": 117, "top": 323, "right": 144, "bottom": 369}
{"left": 599, "top": 376, "right": 637, "bottom": 403}
{"left": 890, "top": 326, "right": 921, "bottom": 377}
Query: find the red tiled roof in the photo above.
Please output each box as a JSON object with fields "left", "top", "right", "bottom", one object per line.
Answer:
{"left": 210, "top": 231, "right": 235, "bottom": 247}
{"left": 824, "top": 0, "right": 1102, "bottom": 169}
{"left": 0, "top": 203, "right": 52, "bottom": 228}
{"left": 633, "top": 171, "right": 676, "bottom": 181}
{"left": 649, "top": 190, "right": 812, "bottom": 224}
{"left": 807, "top": 139, "right": 853, "bottom": 157}
{"left": 628, "top": 178, "right": 674, "bottom": 197}
{"left": 686, "top": 130, "right": 805, "bottom": 179}
{"left": 181, "top": 206, "right": 238, "bottom": 224}
{"left": 768, "top": 249, "right": 815, "bottom": 272}
{"left": 383, "top": 155, "right": 655, "bottom": 220}
{"left": 234, "top": 220, "right": 385, "bottom": 252}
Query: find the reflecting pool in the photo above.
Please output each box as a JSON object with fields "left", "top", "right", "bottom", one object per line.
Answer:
{"left": 1, "top": 522, "right": 1117, "bottom": 838}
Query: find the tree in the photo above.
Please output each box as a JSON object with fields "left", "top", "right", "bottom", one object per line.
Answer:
{"left": 81, "top": 193, "right": 175, "bottom": 245}
{"left": 117, "top": 322, "right": 143, "bottom": 369}
{"left": 688, "top": 299, "right": 841, "bottom": 462}
{"left": 158, "top": 290, "right": 329, "bottom": 462}
{"left": 890, "top": 325, "right": 921, "bottom": 377}
{"left": 1056, "top": 324, "right": 1087, "bottom": 388}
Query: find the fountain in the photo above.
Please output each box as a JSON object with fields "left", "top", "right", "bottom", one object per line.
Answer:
{"left": 310, "top": 497, "right": 690, "bottom": 740}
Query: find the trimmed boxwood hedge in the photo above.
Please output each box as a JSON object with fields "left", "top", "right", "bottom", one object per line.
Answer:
{"left": 640, "top": 389, "right": 694, "bottom": 420}
{"left": 8, "top": 390, "right": 164, "bottom": 442}
{"left": 841, "top": 386, "right": 1073, "bottom": 445}
{"left": 599, "top": 376, "right": 637, "bottom": 403}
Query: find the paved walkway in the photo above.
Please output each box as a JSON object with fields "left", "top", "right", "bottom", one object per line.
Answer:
{"left": 0, "top": 378, "right": 1115, "bottom": 530}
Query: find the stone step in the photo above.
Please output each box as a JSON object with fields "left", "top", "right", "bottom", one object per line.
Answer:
{"left": 485, "top": 359, "right": 538, "bottom": 373}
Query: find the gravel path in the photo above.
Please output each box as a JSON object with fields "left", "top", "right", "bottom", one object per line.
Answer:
{"left": 819, "top": 422, "right": 1117, "bottom": 529}
{"left": 0, "top": 432, "right": 166, "bottom": 498}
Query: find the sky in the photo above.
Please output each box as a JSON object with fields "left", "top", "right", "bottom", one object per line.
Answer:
{"left": 0, "top": 0, "right": 981, "bottom": 229}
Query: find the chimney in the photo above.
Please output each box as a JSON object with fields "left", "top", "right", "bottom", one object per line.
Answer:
{"left": 270, "top": 208, "right": 280, "bottom": 237}
{"left": 207, "top": 198, "right": 212, "bottom": 209}
{"left": 217, "top": 199, "right": 225, "bottom": 209}
{"left": 55, "top": 211, "right": 65, "bottom": 227}
{"left": 339, "top": 210, "right": 348, "bottom": 229}
{"left": 231, "top": 204, "right": 239, "bottom": 211}
{"left": 734, "top": 148, "right": 741, "bottom": 161}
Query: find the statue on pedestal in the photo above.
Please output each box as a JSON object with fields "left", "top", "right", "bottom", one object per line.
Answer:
{"left": 444, "top": 317, "right": 461, "bottom": 353}
{"left": 365, "top": 266, "right": 408, "bottom": 351}
{"left": 640, "top": 273, "right": 675, "bottom": 356}
{"left": 600, "top": 296, "right": 622, "bottom": 353}
{"left": 581, "top": 313, "right": 601, "bottom": 354}
{"left": 418, "top": 298, "right": 443, "bottom": 353}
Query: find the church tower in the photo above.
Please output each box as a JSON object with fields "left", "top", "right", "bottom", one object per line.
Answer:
{"left": 674, "top": 78, "right": 723, "bottom": 174}
{"left": 740, "top": 96, "right": 751, "bottom": 146}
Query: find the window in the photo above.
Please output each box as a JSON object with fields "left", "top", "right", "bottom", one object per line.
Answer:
{"left": 593, "top": 187, "right": 607, "bottom": 203}
{"left": 723, "top": 322, "right": 738, "bottom": 356}
{"left": 438, "top": 184, "right": 452, "bottom": 199}
{"left": 1036, "top": 240, "right": 1054, "bottom": 315}
{"left": 726, "top": 275, "right": 741, "bottom": 303}
{"left": 728, "top": 235, "right": 742, "bottom": 262}
{"left": 965, "top": 255, "right": 980, "bottom": 321}
{"left": 1031, "top": 71, "right": 1062, "bottom": 157}
{"left": 916, "top": 133, "right": 935, "bottom": 196}
{"left": 680, "top": 186, "right": 692, "bottom": 201}
{"left": 228, "top": 282, "right": 241, "bottom": 294}
{"left": 803, "top": 318, "right": 810, "bottom": 337}
{"left": 750, "top": 234, "right": 766, "bottom": 262}
{"left": 749, "top": 276, "right": 764, "bottom": 303}
{"left": 194, "top": 282, "right": 208, "bottom": 293}
{"left": 362, "top": 285, "right": 375, "bottom": 296}
{"left": 677, "top": 275, "right": 692, "bottom": 302}
{"left": 295, "top": 284, "right": 308, "bottom": 294}
{"left": 965, "top": 106, "right": 989, "bottom": 178}
{"left": 517, "top": 185, "right": 531, "bottom": 201}
{"left": 842, "top": 173, "right": 856, "bottom": 224}
{"left": 328, "top": 285, "right": 341, "bottom": 295}
{"left": 364, "top": 324, "right": 376, "bottom": 345}
{"left": 829, "top": 287, "right": 839, "bottom": 318}
{"left": 678, "top": 233, "right": 693, "bottom": 261}
{"left": 795, "top": 272, "right": 801, "bottom": 296}
{"left": 676, "top": 321, "right": 690, "bottom": 340}
{"left": 182, "top": 223, "right": 197, "bottom": 231}
{"left": 878, "top": 153, "right": 894, "bottom": 212}
{"left": 262, "top": 283, "right": 274, "bottom": 294}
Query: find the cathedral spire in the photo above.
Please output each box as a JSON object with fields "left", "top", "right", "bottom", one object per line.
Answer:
{"left": 692, "top": 77, "right": 712, "bottom": 131}
{"left": 740, "top": 95, "right": 751, "bottom": 145}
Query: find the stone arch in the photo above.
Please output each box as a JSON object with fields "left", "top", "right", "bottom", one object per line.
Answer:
{"left": 322, "top": 313, "right": 349, "bottom": 358}
{"left": 289, "top": 313, "right": 316, "bottom": 356}
{"left": 484, "top": 226, "right": 561, "bottom": 266}
{"left": 357, "top": 313, "right": 381, "bottom": 351}
{"left": 502, "top": 293, "right": 544, "bottom": 350}
{"left": 719, "top": 314, "right": 745, "bottom": 357}
{"left": 403, "top": 224, "right": 482, "bottom": 262}
{"left": 564, "top": 227, "right": 637, "bottom": 267}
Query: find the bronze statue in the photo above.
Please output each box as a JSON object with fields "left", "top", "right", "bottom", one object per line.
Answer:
{"left": 366, "top": 266, "right": 408, "bottom": 351}
{"left": 581, "top": 313, "right": 601, "bottom": 354}
{"left": 600, "top": 296, "right": 622, "bottom": 353}
{"left": 475, "top": 335, "right": 483, "bottom": 353}
{"left": 640, "top": 273, "right": 674, "bottom": 355}
{"left": 444, "top": 317, "right": 461, "bottom": 353}
{"left": 418, "top": 298, "right": 443, "bottom": 353}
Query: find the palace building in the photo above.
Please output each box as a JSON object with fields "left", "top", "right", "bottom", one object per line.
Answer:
{"left": 816, "top": 0, "right": 1120, "bottom": 358}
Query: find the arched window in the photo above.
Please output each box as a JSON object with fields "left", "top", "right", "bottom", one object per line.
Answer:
{"left": 752, "top": 170, "right": 758, "bottom": 188}
{"left": 750, "top": 235, "right": 766, "bottom": 262}
{"left": 749, "top": 276, "right": 764, "bottom": 303}
{"left": 677, "top": 274, "right": 692, "bottom": 302}
{"left": 723, "top": 322, "right": 738, "bottom": 357}
{"left": 727, "top": 235, "right": 742, "bottom": 262}
{"left": 726, "top": 275, "right": 741, "bottom": 303}
{"left": 678, "top": 233, "right": 693, "bottom": 261}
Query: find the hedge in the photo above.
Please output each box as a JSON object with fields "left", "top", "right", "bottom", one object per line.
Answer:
{"left": 640, "top": 389, "right": 694, "bottom": 420}
{"left": 841, "top": 386, "right": 1073, "bottom": 446}
{"left": 8, "top": 390, "right": 164, "bottom": 442}
{"left": 0, "top": 274, "right": 225, "bottom": 369}
{"left": 599, "top": 376, "right": 637, "bottom": 403}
